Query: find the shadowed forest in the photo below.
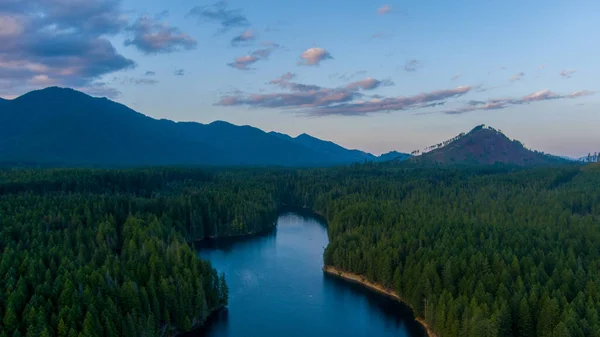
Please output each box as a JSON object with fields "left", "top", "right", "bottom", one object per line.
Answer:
{"left": 1, "top": 163, "right": 599, "bottom": 337}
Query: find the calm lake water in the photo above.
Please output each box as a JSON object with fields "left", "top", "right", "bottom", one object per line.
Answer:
{"left": 189, "top": 212, "right": 426, "bottom": 337}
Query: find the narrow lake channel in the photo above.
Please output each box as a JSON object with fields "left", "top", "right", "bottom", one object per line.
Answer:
{"left": 189, "top": 212, "right": 426, "bottom": 337}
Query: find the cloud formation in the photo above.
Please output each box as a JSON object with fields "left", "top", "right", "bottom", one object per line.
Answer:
{"left": 145, "top": 71, "right": 156, "bottom": 76}
{"left": 443, "top": 89, "right": 595, "bottom": 114}
{"left": 217, "top": 88, "right": 358, "bottom": 110}
{"left": 345, "top": 78, "right": 394, "bottom": 91}
{"left": 174, "top": 69, "right": 185, "bottom": 76}
{"left": 188, "top": 1, "right": 250, "bottom": 33}
{"left": 312, "top": 86, "right": 472, "bottom": 116}
{"left": 377, "top": 5, "right": 393, "bottom": 15}
{"left": 125, "top": 16, "right": 197, "bottom": 54}
{"left": 299, "top": 48, "right": 333, "bottom": 66}
{"left": 451, "top": 74, "right": 462, "bottom": 81}
{"left": 231, "top": 29, "right": 256, "bottom": 46}
{"left": 268, "top": 73, "right": 323, "bottom": 92}
{"left": 404, "top": 59, "right": 420, "bottom": 72}
{"left": 560, "top": 69, "right": 576, "bottom": 79}
{"left": 0, "top": 0, "right": 134, "bottom": 96}
{"left": 509, "top": 72, "right": 525, "bottom": 82}
{"left": 217, "top": 77, "right": 472, "bottom": 116}
{"left": 228, "top": 45, "right": 281, "bottom": 70}
{"left": 228, "top": 55, "right": 260, "bottom": 70}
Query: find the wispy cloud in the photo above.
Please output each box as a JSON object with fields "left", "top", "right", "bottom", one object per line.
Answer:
{"left": 299, "top": 48, "right": 333, "bottom": 66}
{"left": 442, "top": 89, "right": 595, "bottom": 114}
{"left": 269, "top": 73, "right": 323, "bottom": 92}
{"left": 509, "top": 72, "right": 525, "bottom": 82}
{"left": 451, "top": 74, "right": 462, "bottom": 81}
{"left": 231, "top": 29, "right": 255, "bottom": 46}
{"left": 173, "top": 69, "right": 185, "bottom": 76}
{"left": 251, "top": 48, "right": 275, "bottom": 59}
{"left": 560, "top": 69, "right": 576, "bottom": 79}
{"left": 404, "top": 59, "right": 421, "bottom": 72}
{"left": 345, "top": 77, "right": 394, "bottom": 91}
{"left": 145, "top": 71, "right": 156, "bottom": 76}
{"left": 217, "top": 88, "right": 358, "bottom": 109}
{"left": 330, "top": 71, "right": 368, "bottom": 82}
{"left": 312, "top": 86, "right": 472, "bottom": 116}
{"left": 188, "top": 1, "right": 250, "bottom": 33}
{"left": 217, "top": 83, "right": 472, "bottom": 116}
{"left": 125, "top": 16, "right": 197, "bottom": 54}
{"left": 377, "top": 5, "right": 393, "bottom": 15}
{"left": 121, "top": 77, "right": 159, "bottom": 85}
{"left": 228, "top": 45, "right": 281, "bottom": 70}
{"left": 228, "top": 55, "right": 260, "bottom": 70}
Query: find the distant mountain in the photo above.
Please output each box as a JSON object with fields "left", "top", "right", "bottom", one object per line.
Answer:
{"left": 409, "top": 125, "right": 569, "bottom": 166}
{"left": 269, "top": 132, "right": 411, "bottom": 163}
{"left": 378, "top": 151, "right": 412, "bottom": 162}
{"left": 269, "top": 132, "right": 377, "bottom": 163}
{"left": 0, "top": 87, "right": 401, "bottom": 167}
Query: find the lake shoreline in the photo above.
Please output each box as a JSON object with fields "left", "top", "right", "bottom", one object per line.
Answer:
{"left": 323, "top": 266, "right": 438, "bottom": 337}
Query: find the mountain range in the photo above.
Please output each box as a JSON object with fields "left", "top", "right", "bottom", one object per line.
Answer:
{"left": 0, "top": 87, "right": 408, "bottom": 167}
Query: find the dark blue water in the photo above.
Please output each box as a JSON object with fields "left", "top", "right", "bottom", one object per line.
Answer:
{"left": 192, "top": 212, "right": 426, "bottom": 337}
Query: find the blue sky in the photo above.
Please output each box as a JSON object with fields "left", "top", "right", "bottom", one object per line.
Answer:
{"left": 1, "top": 0, "right": 599, "bottom": 156}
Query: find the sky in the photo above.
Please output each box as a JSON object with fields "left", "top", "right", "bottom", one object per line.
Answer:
{"left": 1, "top": 0, "right": 599, "bottom": 157}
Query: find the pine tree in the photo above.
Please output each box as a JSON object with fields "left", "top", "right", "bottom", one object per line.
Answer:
{"left": 57, "top": 318, "right": 68, "bottom": 337}
{"left": 552, "top": 322, "right": 570, "bottom": 337}
{"left": 518, "top": 297, "right": 533, "bottom": 337}
{"left": 3, "top": 307, "right": 19, "bottom": 333}
{"left": 219, "top": 272, "right": 228, "bottom": 307}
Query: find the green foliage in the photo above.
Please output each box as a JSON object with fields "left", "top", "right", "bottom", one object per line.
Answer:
{"left": 2, "top": 164, "right": 599, "bottom": 337}
{"left": 0, "top": 169, "right": 233, "bottom": 335}
{"left": 300, "top": 165, "right": 600, "bottom": 337}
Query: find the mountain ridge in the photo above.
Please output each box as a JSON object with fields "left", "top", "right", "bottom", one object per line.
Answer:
{"left": 0, "top": 87, "right": 408, "bottom": 167}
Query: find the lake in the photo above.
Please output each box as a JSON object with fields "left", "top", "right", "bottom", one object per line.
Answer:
{"left": 189, "top": 211, "right": 426, "bottom": 337}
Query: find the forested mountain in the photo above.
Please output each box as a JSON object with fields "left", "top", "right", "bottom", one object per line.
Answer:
{"left": 268, "top": 132, "right": 411, "bottom": 163}
{"left": 269, "top": 132, "right": 375, "bottom": 162}
{"left": 0, "top": 87, "right": 401, "bottom": 167}
{"left": 410, "top": 125, "right": 568, "bottom": 166}
{"left": 378, "top": 151, "right": 413, "bottom": 162}
{"left": 2, "top": 164, "right": 600, "bottom": 337}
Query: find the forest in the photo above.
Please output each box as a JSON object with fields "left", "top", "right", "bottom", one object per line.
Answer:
{"left": 1, "top": 163, "right": 600, "bottom": 337}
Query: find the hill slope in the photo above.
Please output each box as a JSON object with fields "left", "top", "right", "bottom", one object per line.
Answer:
{"left": 0, "top": 87, "right": 388, "bottom": 167}
{"left": 410, "top": 125, "right": 568, "bottom": 166}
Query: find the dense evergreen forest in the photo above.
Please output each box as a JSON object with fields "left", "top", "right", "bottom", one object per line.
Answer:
{"left": 1, "top": 164, "right": 600, "bottom": 337}
{"left": 0, "top": 169, "right": 238, "bottom": 337}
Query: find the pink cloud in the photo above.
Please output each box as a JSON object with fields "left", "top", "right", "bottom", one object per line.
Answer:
{"left": 345, "top": 77, "right": 394, "bottom": 91}
{"left": 299, "top": 47, "right": 333, "bottom": 66}
{"left": 228, "top": 55, "right": 260, "bottom": 70}
{"left": 377, "top": 5, "right": 392, "bottom": 15}
{"left": 443, "top": 89, "right": 595, "bottom": 114}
